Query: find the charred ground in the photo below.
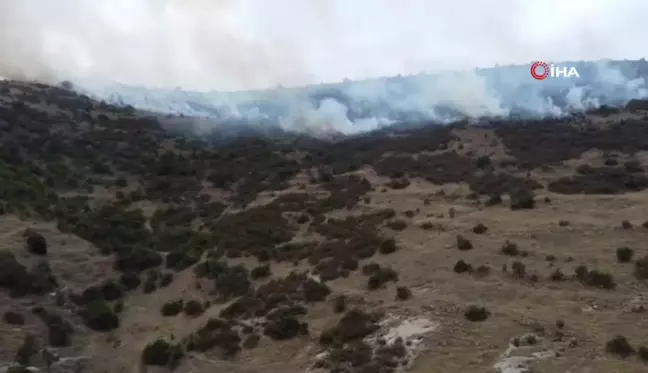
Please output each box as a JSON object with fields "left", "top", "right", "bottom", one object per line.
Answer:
{"left": 1, "top": 80, "right": 648, "bottom": 373}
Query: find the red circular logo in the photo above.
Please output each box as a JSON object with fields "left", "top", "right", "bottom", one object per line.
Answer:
{"left": 530, "top": 61, "right": 549, "bottom": 80}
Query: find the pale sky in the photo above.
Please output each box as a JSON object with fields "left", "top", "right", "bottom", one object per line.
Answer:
{"left": 0, "top": 0, "right": 646, "bottom": 91}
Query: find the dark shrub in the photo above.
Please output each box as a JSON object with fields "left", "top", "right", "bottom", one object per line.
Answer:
{"left": 334, "top": 309, "right": 379, "bottom": 342}
{"left": 616, "top": 247, "right": 634, "bottom": 263}
{"left": 161, "top": 300, "right": 184, "bottom": 317}
{"left": 47, "top": 316, "right": 73, "bottom": 347}
{"left": 475, "top": 155, "right": 492, "bottom": 170}
{"left": 296, "top": 214, "right": 310, "bottom": 224}
{"left": 638, "top": 346, "right": 648, "bottom": 362}
{"left": 319, "top": 329, "right": 335, "bottom": 345}
{"left": 549, "top": 269, "right": 565, "bottom": 281}
{"left": 213, "top": 265, "right": 252, "bottom": 300}
{"left": 183, "top": 300, "right": 205, "bottom": 317}
{"left": 386, "top": 220, "right": 407, "bottom": 231}
{"left": 366, "top": 266, "right": 399, "bottom": 290}
{"left": 303, "top": 279, "right": 331, "bottom": 302}
{"left": 81, "top": 300, "right": 119, "bottom": 331}
{"left": 606, "top": 335, "right": 634, "bottom": 358}
{"left": 243, "top": 334, "right": 260, "bottom": 349}
{"left": 333, "top": 295, "right": 347, "bottom": 314}
{"left": 142, "top": 339, "right": 184, "bottom": 368}
{"left": 511, "top": 261, "right": 526, "bottom": 277}
{"left": 456, "top": 235, "right": 473, "bottom": 251}
{"left": 263, "top": 316, "right": 302, "bottom": 340}
{"left": 635, "top": 256, "right": 648, "bottom": 279}
{"left": 556, "top": 320, "right": 565, "bottom": 329}
{"left": 251, "top": 264, "right": 271, "bottom": 279}
{"left": 472, "top": 223, "right": 488, "bottom": 234}
{"left": 15, "top": 335, "right": 38, "bottom": 366}
{"left": 509, "top": 187, "right": 534, "bottom": 210}
{"left": 500, "top": 241, "right": 519, "bottom": 256}
{"left": 119, "top": 272, "right": 141, "bottom": 291}
{"left": 464, "top": 305, "right": 490, "bottom": 322}
{"left": 0, "top": 250, "right": 32, "bottom": 297}
{"left": 25, "top": 230, "right": 47, "bottom": 256}
{"left": 575, "top": 265, "right": 589, "bottom": 281}
{"left": 621, "top": 220, "right": 633, "bottom": 229}
{"left": 395, "top": 286, "right": 412, "bottom": 301}
{"left": 584, "top": 270, "right": 616, "bottom": 289}
{"left": 100, "top": 280, "right": 123, "bottom": 301}
{"left": 28, "top": 261, "right": 58, "bottom": 295}
{"left": 3, "top": 310, "right": 24, "bottom": 325}
{"left": 159, "top": 272, "right": 173, "bottom": 287}
{"left": 379, "top": 239, "right": 398, "bottom": 255}
{"left": 453, "top": 260, "right": 473, "bottom": 274}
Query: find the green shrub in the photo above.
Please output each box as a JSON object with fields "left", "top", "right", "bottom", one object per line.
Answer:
{"left": 456, "top": 235, "right": 473, "bottom": 251}
{"left": 395, "top": 286, "right": 412, "bottom": 300}
{"left": 464, "top": 305, "right": 490, "bottom": 322}
{"left": 119, "top": 272, "right": 141, "bottom": 291}
{"left": 25, "top": 230, "right": 47, "bottom": 256}
{"left": 183, "top": 300, "right": 205, "bottom": 317}
{"left": 472, "top": 223, "right": 488, "bottom": 234}
{"left": 159, "top": 272, "right": 174, "bottom": 287}
{"left": 303, "top": 279, "right": 331, "bottom": 302}
{"left": 638, "top": 346, "right": 648, "bottom": 362}
{"left": 379, "top": 238, "right": 398, "bottom": 254}
{"left": 511, "top": 261, "right": 526, "bottom": 277}
{"left": 453, "top": 260, "right": 473, "bottom": 274}
{"left": 82, "top": 300, "right": 119, "bottom": 331}
{"left": 500, "top": 241, "right": 519, "bottom": 256}
{"left": 509, "top": 187, "right": 534, "bottom": 210}
{"left": 100, "top": 280, "right": 123, "bottom": 301}
{"left": 161, "top": 300, "right": 184, "bottom": 317}
{"left": 141, "top": 339, "right": 184, "bottom": 368}
{"left": 250, "top": 264, "right": 271, "bottom": 279}
{"left": 635, "top": 256, "right": 648, "bottom": 279}
{"left": 333, "top": 295, "right": 347, "bottom": 314}
{"left": 616, "top": 247, "right": 634, "bottom": 263}
{"left": 606, "top": 335, "right": 634, "bottom": 358}
{"left": 15, "top": 335, "right": 38, "bottom": 366}
{"left": 3, "top": 310, "right": 25, "bottom": 325}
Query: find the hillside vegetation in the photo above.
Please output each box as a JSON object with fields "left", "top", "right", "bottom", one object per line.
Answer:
{"left": 1, "top": 79, "right": 648, "bottom": 373}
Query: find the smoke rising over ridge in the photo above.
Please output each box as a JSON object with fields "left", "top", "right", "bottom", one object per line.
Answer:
{"left": 2, "top": 0, "right": 648, "bottom": 135}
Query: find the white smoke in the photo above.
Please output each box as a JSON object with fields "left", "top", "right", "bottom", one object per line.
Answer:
{"left": 1, "top": 0, "right": 648, "bottom": 134}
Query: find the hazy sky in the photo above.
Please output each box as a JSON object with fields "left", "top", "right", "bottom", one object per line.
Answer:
{"left": 0, "top": 0, "right": 646, "bottom": 91}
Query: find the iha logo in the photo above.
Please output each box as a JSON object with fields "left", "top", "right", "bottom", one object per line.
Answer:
{"left": 530, "top": 61, "right": 580, "bottom": 80}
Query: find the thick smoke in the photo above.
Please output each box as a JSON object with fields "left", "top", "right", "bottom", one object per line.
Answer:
{"left": 2, "top": 0, "right": 648, "bottom": 135}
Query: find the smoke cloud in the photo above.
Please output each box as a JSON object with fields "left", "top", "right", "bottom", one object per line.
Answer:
{"left": 2, "top": 0, "right": 648, "bottom": 135}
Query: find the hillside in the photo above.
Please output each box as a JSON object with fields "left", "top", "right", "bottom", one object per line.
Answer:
{"left": 79, "top": 59, "right": 648, "bottom": 131}
{"left": 2, "top": 79, "right": 648, "bottom": 373}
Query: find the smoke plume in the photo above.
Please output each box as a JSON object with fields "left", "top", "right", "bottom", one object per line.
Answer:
{"left": 2, "top": 0, "right": 648, "bottom": 135}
